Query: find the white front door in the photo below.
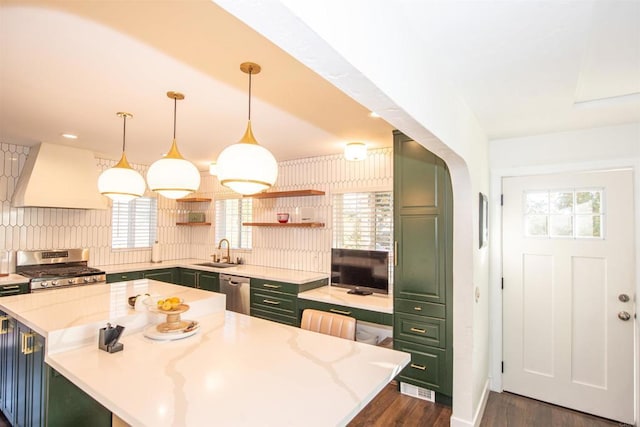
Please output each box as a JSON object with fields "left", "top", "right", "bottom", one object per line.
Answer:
{"left": 502, "top": 169, "right": 635, "bottom": 424}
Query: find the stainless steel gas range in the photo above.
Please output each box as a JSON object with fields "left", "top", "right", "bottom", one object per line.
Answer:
{"left": 16, "top": 249, "right": 106, "bottom": 292}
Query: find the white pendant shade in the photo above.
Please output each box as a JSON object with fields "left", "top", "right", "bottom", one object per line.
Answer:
{"left": 146, "top": 141, "right": 201, "bottom": 199}
{"left": 98, "top": 153, "right": 146, "bottom": 202}
{"left": 217, "top": 122, "right": 278, "bottom": 195}
{"left": 146, "top": 92, "right": 201, "bottom": 199}
{"left": 344, "top": 142, "right": 367, "bottom": 161}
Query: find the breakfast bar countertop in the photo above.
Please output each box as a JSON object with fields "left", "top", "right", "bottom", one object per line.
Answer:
{"left": 0, "top": 279, "right": 409, "bottom": 426}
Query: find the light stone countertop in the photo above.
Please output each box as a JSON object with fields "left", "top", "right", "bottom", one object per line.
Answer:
{"left": 298, "top": 285, "right": 394, "bottom": 314}
{"left": 0, "top": 280, "right": 409, "bottom": 426}
{"left": 0, "top": 273, "right": 30, "bottom": 285}
{"left": 98, "top": 259, "right": 328, "bottom": 285}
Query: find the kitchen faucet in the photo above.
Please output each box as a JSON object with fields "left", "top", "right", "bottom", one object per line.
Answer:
{"left": 217, "top": 238, "right": 231, "bottom": 263}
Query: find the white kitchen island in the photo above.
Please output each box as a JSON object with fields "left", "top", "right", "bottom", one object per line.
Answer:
{"left": 0, "top": 279, "right": 409, "bottom": 426}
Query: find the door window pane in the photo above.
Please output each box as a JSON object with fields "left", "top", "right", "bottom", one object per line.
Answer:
{"left": 550, "top": 191, "right": 573, "bottom": 214}
{"left": 576, "top": 215, "right": 602, "bottom": 238}
{"left": 576, "top": 190, "right": 602, "bottom": 214}
{"left": 525, "top": 192, "right": 549, "bottom": 214}
{"left": 525, "top": 215, "right": 548, "bottom": 237}
{"left": 550, "top": 215, "right": 573, "bottom": 237}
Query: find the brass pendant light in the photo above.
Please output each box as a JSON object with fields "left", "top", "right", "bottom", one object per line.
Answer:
{"left": 98, "top": 112, "right": 146, "bottom": 202}
{"left": 146, "top": 91, "right": 201, "bottom": 199}
{"left": 216, "top": 62, "right": 278, "bottom": 195}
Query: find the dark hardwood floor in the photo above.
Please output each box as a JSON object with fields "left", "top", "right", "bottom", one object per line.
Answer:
{"left": 349, "top": 383, "right": 623, "bottom": 427}
{"left": 2, "top": 386, "right": 624, "bottom": 427}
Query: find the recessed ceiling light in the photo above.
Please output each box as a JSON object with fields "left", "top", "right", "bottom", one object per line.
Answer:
{"left": 369, "top": 112, "right": 380, "bottom": 118}
{"left": 61, "top": 133, "right": 78, "bottom": 139}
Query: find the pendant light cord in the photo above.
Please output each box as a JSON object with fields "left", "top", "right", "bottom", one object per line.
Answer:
{"left": 121, "top": 115, "right": 127, "bottom": 152}
{"left": 248, "top": 67, "right": 252, "bottom": 121}
{"left": 173, "top": 97, "right": 177, "bottom": 139}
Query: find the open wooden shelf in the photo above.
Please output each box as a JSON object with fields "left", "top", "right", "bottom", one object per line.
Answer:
{"left": 176, "top": 197, "right": 212, "bottom": 202}
{"left": 176, "top": 222, "right": 211, "bottom": 226}
{"left": 244, "top": 190, "right": 325, "bottom": 199}
{"left": 242, "top": 222, "right": 325, "bottom": 228}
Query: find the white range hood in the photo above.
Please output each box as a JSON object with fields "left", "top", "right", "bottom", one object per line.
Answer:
{"left": 12, "top": 143, "right": 107, "bottom": 210}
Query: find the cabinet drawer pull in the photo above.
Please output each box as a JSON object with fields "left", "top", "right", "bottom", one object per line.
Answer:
{"left": 21, "top": 331, "right": 35, "bottom": 355}
{"left": 410, "top": 363, "right": 427, "bottom": 371}
{"left": 2, "top": 285, "right": 19, "bottom": 290}
{"left": 410, "top": 327, "right": 426, "bottom": 334}
{"left": 0, "top": 289, "right": 21, "bottom": 296}
{"left": 0, "top": 316, "right": 8, "bottom": 334}
{"left": 394, "top": 241, "right": 398, "bottom": 266}
{"left": 329, "top": 308, "right": 352, "bottom": 316}
{"left": 262, "top": 284, "right": 281, "bottom": 289}
{"left": 263, "top": 299, "right": 280, "bottom": 305}
{"left": 413, "top": 306, "right": 422, "bottom": 311}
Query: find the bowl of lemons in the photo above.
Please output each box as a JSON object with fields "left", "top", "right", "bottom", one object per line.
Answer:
{"left": 144, "top": 295, "right": 187, "bottom": 313}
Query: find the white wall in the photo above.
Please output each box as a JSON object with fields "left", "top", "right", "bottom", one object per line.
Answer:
{"left": 488, "top": 122, "right": 640, "bottom": 421}
{"left": 212, "top": 1, "right": 492, "bottom": 425}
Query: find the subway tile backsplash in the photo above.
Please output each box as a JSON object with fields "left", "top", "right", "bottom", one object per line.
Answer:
{"left": 0, "top": 143, "right": 391, "bottom": 273}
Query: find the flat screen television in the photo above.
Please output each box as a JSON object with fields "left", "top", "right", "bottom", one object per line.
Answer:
{"left": 331, "top": 248, "right": 389, "bottom": 295}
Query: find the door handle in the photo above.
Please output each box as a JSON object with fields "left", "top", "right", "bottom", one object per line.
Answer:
{"left": 618, "top": 293, "right": 630, "bottom": 302}
{"left": 618, "top": 311, "right": 631, "bottom": 321}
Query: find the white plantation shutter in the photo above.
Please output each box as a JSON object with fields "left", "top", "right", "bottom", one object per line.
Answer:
{"left": 333, "top": 192, "right": 393, "bottom": 251}
{"left": 215, "top": 198, "right": 252, "bottom": 249}
{"left": 111, "top": 197, "right": 157, "bottom": 249}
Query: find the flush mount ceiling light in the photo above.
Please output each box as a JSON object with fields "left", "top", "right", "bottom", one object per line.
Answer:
{"left": 97, "top": 112, "right": 146, "bottom": 202}
{"left": 146, "top": 91, "right": 201, "bottom": 199}
{"left": 61, "top": 133, "right": 78, "bottom": 139}
{"left": 216, "top": 62, "right": 278, "bottom": 195}
{"left": 344, "top": 142, "right": 367, "bottom": 161}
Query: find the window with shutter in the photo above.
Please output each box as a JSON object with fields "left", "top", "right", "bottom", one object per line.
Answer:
{"left": 214, "top": 198, "right": 252, "bottom": 249}
{"left": 332, "top": 191, "right": 393, "bottom": 252}
{"left": 111, "top": 197, "right": 158, "bottom": 249}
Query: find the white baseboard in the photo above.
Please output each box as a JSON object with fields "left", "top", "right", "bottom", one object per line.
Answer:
{"left": 450, "top": 379, "right": 490, "bottom": 427}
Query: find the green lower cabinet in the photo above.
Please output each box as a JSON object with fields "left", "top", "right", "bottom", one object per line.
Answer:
{"left": 249, "top": 278, "right": 327, "bottom": 327}
{"left": 46, "top": 367, "right": 111, "bottom": 427}
{"left": 0, "top": 312, "right": 18, "bottom": 424}
{"left": 106, "top": 271, "right": 144, "bottom": 283}
{"left": 178, "top": 269, "right": 198, "bottom": 288}
{"left": 143, "top": 268, "right": 176, "bottom": 284}
{"left": 177, "top": 269, "right": 219, "bottom": 292}
{"left": 394, "top": 340, "right": 452, "bottom": 401}
{"left": 297, "top": 298, "right": 392, "bottom": 326}
{"left": 198, "top": 272, "right": 219, "bottom": 292}
{"left": 0, "top": 282, "right": 29, "bottom": 297}
{"left": 15, "top": 322, "right": 46, "bottom": 427}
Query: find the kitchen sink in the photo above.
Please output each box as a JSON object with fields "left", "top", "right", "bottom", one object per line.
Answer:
{"left": 193, "top": 262, "right": 236, "bottom": 268}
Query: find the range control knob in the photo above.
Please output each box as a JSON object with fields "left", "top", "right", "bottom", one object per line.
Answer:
{"left": 67, "top": 279, "right": 74, "bottom": 285}
{"left": 84, "top": 277, "right": 91, "bottom": 284}
{"left": 51, "top": 280, "right": 59, "bottom": 287}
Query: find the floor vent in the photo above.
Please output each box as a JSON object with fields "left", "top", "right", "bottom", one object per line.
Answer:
{"left": 400, "top": 382, "right": 435, "bottom": 402}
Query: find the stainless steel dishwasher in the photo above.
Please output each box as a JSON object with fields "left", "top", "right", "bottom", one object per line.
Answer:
{"left": 219, "top": 274, "right": 251, "bottom": 315}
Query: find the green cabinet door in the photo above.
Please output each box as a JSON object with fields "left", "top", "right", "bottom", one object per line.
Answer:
{"left": 143, "top": 268, "right": 176, "bottom": 284}
{"left": 178, "top": 269, "right": 198, "bottom": 288}
{"left": 0, "top": 312, "right": 17, "bottom": 424}
{"left": 199, "top": 272, "right": 219, "bottom": 292}
{"left": 46, "top": 368, "right": 111, "bottom": 427}
{"left": 15, "top": 322, "right": 45, "bottom": 427}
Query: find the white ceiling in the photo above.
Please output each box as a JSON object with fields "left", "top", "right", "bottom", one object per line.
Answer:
{"left": 0, "top": 0, "right": 638, "bottom": 170}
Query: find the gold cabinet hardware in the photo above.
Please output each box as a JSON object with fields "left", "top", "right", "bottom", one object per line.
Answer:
{"left": 263, "top": 284, "right": 281, "bottom": 289}
{"left": 394, "top": 241, "right": 398, "bottom": 266}
{"left": 0, "top": 315, "right": 8, "bottom": 334}
{"left": 329, "top": 308, "right": 352, "bottom": 316}
{"left": 3, "top": 285, "right": 19, "bottom": 290}
{"left": 410, "top": 327, "right": 426, "bottom": 334}
{"left": 410, "top": 363, "right": 427, "bottom": 371}
{"left": 21, "top": 331, "right": 36, "bottom": 355}
{"left": 263, "top": 299, "right": 280, "bottom": 305}
{"left": 413, "top": 306, "right": 422, "bottom": 311}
